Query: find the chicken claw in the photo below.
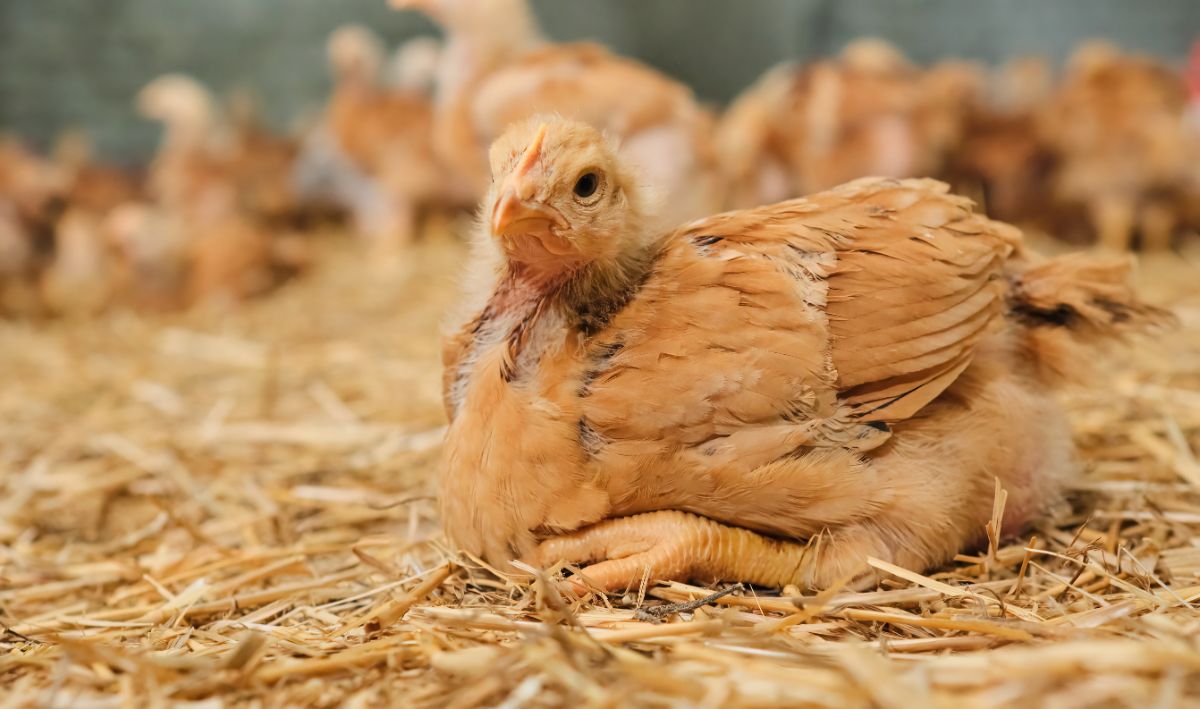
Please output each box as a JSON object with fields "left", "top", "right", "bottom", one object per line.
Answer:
{"left": 529, "top": 510, "right": 853, "bottom": 594}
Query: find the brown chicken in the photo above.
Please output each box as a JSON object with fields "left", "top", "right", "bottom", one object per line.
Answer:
{"left": 0, "top": 133, "right": 146, "bottom": 316}
{"left": 946, "top": 58, "right": 1056, "bottom": 226}
{"left": 52, "top": 131, "right": 143, "bottom": 216}
{"left": 1181, "top": 42, "right": 1200, "bottom": 235}
{"left": 1039, "top": 42, "right": 1192, "bottom": 250}
{"left": 0, "top": 198, "right": 37, "bottom": 314}
{"left": 0, "top": 139, "right": 56, "bottom": 312}
{"left": 138, "top": 74, "right": 311, "bottom": 228}
{"left": 393, "top": 0, "right": 725, "bottom": 228}
{"left": 137, "top": 74, "right": 236, "bottom": 221}
{"left": 717, "top": 39, "right": 976, "bottom": 210}
{"left": 135, "top": 76, "right": 309, "bottom": 308}
{"left": 221, "top": 93, "right": 316, "bottom": 228}
{"left": 0, "top": 137, "right": 66, "bottom": 257}
{"left": 309, "top": 25, "right": 450, "bottom": 250}
{"left": 101, "top": 204, "right": 189, "bottom": 311}
{"left": 39, "top": 208, "right": 117, "bottom": 316}
{"left": 440, "top": 117, "right": 1165, "bottom": 592}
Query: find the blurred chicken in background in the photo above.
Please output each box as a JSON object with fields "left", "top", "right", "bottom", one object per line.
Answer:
{"left": 394, "top": 0, "right": 726, "bottom": 229}
{"left": 292, "top": 25, "right": 458, "bottom": 256}
{"left": 136, "top": 74, "right": 234, "bottom": 221}
{"left": 1180, "top": 40, "right": 1200, "bottom": 237}
{"left": 0, "top": 198, "right": 37, "bottom": 315}
{"left": 0, "top": 137, "right": 65, "bottom": 258}
{"left": 102, "top": 203, "right": 189, "bottom": 312}
{"left": 136, "top": 74, "right": 311, "bottom": 307}
{"left": 39, "top": 208, "right": 116, "bottom": 316}
{"left": 945, "top": 58, "right": 1058, "bottom": 227}
{"left": 53, "top": 131, "right": 142, "bottom": 218}
{"left": 717, "top": 39, "right": 976, "bottom": 209}
{"left": 0, "top": 71, "right": 314, "bottom": 318}
{"left": 1039, "top": 42, "right": 1193, "bottom": 250}
{"left": 36, "top": 132, "right": 144, "bottom": 316}
{"left": 0, "top": 141, "right": 49, "bottom": 314}
{"left": 1, "top": 132, "right": 142, "bottom": 316}
{"left": 137, "top": 74, "right": 316, "bottom": 227}
{"left": 1, "top": 19, "right": 1197, "bottom": 322}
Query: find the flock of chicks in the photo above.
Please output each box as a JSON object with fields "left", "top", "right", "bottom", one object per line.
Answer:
{"left": 0, "top": 81, "right": 315, "bottom": 317}
{"left": 1, "top": 0, "right": 1198, "bottom": 319}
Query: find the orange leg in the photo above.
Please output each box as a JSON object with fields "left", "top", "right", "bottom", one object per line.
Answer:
{"left": 527, "top": 510, "right": 891, "bottom": 594}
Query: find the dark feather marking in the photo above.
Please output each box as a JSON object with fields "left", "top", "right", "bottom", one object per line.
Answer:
{"left": 1008, "top": 301, "right": 1078, "bottom": 328}
{"left": 448, "top": 301, "right": 503, "bottom": 413}
{"left": 1095, "top": 298, "right": 1131, "bottom": 324}
{"left": 470, "top": 303, "right": 496, "bottom": 334}
{"left": 578, "top": 416, "right": 607, "bottom": 456}
{"left": 567, "top": 247, "right": 660, "bottom": 337}
{"left": 578, "top": 338, "right": 624, "bottom": 397}
{"left": 847, "top": 383, "right": 922, "bottom": 418}
{"left": 780, "top": 401, "right": 810, "bottom": 423}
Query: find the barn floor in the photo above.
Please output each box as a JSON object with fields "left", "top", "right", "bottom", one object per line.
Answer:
{"left": 2, "top": 228, "right": 1200, "bottom": 707}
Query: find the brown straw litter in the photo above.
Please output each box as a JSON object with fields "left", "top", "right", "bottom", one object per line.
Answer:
{"left": 2, "top": 228, "right": 1199, "bottom": 707}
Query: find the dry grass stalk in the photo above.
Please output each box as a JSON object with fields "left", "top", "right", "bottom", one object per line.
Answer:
{"left": 2, "top": 233, "right": 1200, "bottom": 706}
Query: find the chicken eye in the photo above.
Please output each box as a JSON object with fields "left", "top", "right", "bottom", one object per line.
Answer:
{"left": 573, "top": 172, "right": 598, "bottom": 198}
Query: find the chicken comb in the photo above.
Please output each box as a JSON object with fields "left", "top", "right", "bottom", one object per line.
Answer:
{"left": 515, "top": 123, "right": 548, "bottom": 178}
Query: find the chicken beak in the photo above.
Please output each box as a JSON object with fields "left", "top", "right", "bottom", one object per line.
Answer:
{"left": 490, "top": 190, "right": 565, "bottom": 243}
{"left": 492, "top": 122, "right": 560, "bottom": 238}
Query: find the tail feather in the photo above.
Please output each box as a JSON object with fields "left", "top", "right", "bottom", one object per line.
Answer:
{"left": 1007, "top": 252, "right": 1173, "bottom": 382}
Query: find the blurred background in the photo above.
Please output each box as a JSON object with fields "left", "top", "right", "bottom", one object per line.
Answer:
{"left": 3, "top": 0, "right": 1197, "bottom": 161}
{"left": 1, "top": 0, "right": 1198, "bottom": 318}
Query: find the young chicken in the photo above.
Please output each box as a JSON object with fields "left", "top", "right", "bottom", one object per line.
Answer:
{"left": 441, "top": 117, "right": 1165, "bottom": 592}
{"left": 0, "top": 136, "right": 66, "bottom": 254}
{"left": 138, "top": 74, "right": 310, "bottom": 228}
{"left": 946, "top": 58, "right": 1056, "bottom": 226}
{"left": 386, "top": 35, "right": 444, "bottom": 95}
{"left": 39, "top": 208, "right": 115, "bottom": 316}
{"left": 0, "top": 199, "right": 38, "bottom": 315}
{"left": 717, "top": 40, "right": 974, "bottom": 210}
{"left": 1182, "top": 42, "right": 1200, "bottom": 234}
{"left": 137, "top": 74, "right": 234, "bottom": 220}
{"left": 393, "top": 0, "right": 725, "bottom": 228}
{"left": 1039, "top": 43, "right": 1192, "bottom": 250}
{"left": 52, "top": 131, "right": 143, "bottom": 217}
{"left": 103, "top": 203, "right": 191, "bottom": 312}
{"left": 222, "top": 92, "right": 312, "bottom": 228}
{"left": 308, "top": 25, "right": 450, "bottom": 251}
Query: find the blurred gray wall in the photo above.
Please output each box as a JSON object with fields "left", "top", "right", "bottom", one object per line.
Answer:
{"left": 1, "top": 0, "right": 1197, "bottom": 164}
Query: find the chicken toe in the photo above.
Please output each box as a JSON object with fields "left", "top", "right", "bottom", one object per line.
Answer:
{"left": 529, "top": 510, "right": 879, "bottom": 594}
{"left": 530, "top": 513, "right": 687, "bottom": 593}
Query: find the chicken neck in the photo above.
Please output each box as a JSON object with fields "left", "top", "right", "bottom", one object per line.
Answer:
{"left": 498, "top": 232, "right": 660, "bottom": 340}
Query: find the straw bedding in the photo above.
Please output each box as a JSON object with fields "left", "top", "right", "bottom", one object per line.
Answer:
{"left": 2, "top": 228, "right": 1199, "bottom": 707}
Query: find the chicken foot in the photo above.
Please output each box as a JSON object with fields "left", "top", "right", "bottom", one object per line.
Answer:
{"left": 528, "top": 510, "right": 893, "bottom": 594}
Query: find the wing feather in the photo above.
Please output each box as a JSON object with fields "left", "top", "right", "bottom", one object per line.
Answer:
{"left": 582, "top": 177, "right": 1020, "bottom": 462}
